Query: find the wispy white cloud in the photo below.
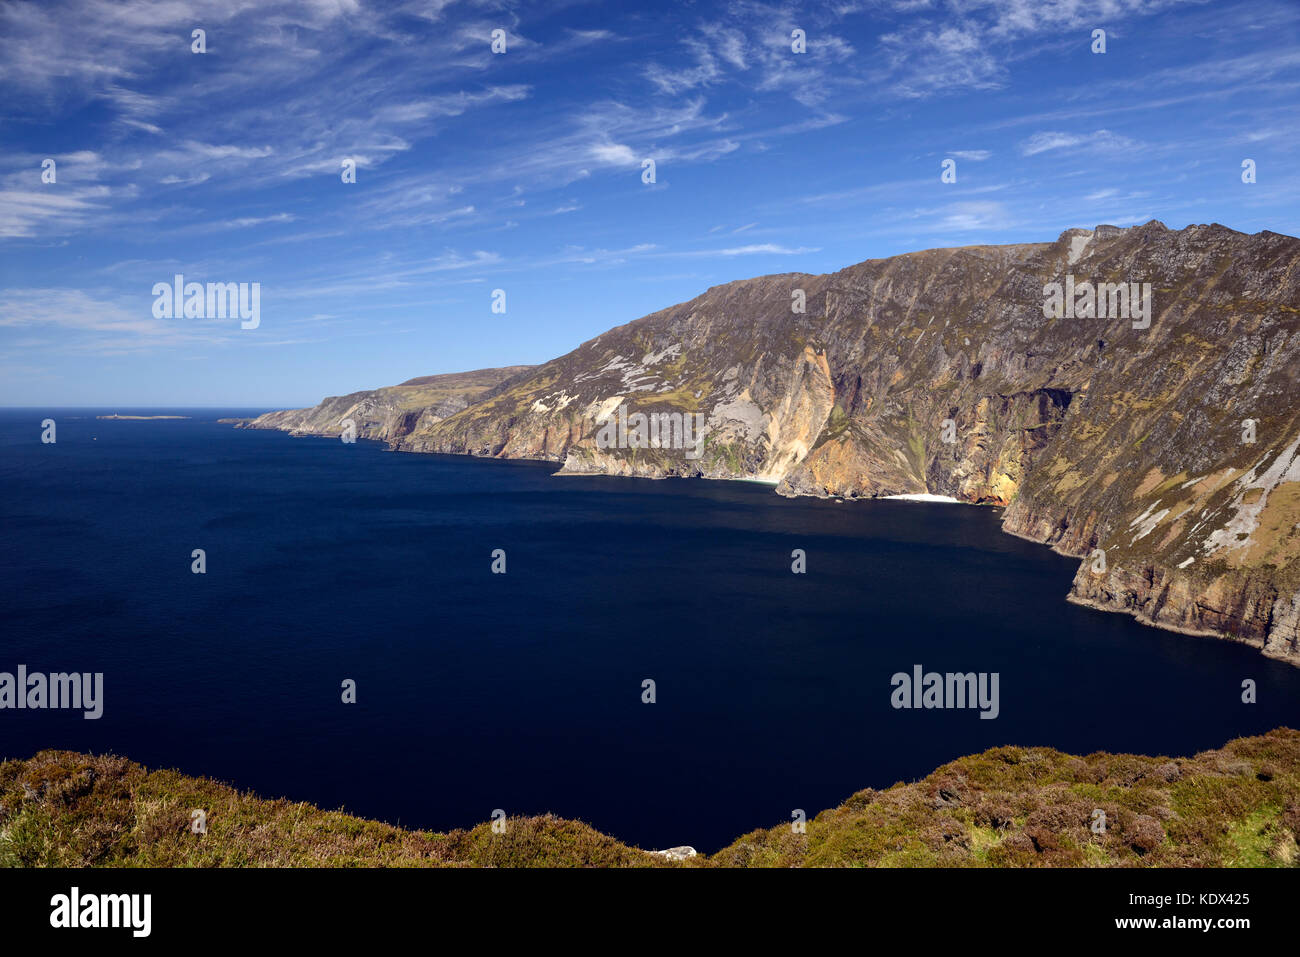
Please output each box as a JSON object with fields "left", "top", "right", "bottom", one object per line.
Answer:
{"left": 0, "top": 186, "right": 113, "bottom": 239}
{"left": 0, "top": 287, "right": 241, "bottom": 351}
{"left": 667, "top": 243, "right": 819, "bottom": 258}
{"left": 590, "top": 143, "right": 640, "bottom": 166}
{"left": 877, "top": 0, "right": 1203, "bottom": 98}
{"left": 1019, "top": 129, "right": 1141, "bottom": 156}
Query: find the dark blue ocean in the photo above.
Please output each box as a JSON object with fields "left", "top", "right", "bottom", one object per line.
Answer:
{"left": 2, "top": 408, "right": 1298, "bottom": 852}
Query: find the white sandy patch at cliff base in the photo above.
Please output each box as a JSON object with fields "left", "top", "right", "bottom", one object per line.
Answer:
{"left": 882, "top": 493, "right": 963, "bottom": 503}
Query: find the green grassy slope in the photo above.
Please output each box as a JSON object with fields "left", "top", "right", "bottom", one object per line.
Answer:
{"left": 3, "top": 728, "right": 1296, "bottom": 867}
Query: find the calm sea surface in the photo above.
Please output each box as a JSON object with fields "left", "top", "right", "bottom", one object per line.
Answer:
{"left": 3, "top": 408, "right": 1298, "bottom": 851}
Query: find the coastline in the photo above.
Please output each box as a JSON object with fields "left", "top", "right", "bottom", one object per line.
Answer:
{"left": 229, "top": 416, "right": 1300, "bottom": 670}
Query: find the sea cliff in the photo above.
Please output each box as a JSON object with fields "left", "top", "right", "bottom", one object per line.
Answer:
{"left": 240, "top": 222, "right": 1300, "bottom": 666}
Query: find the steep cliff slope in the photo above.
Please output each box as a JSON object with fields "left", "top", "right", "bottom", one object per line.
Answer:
{"left": 244, "top": 222, "right": 1300, "bottom": 664}
{"left": 241, "top": 365, "right": 533, "bottom": 443}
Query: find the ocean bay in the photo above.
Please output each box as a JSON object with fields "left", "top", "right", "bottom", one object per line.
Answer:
{"left": 2, "top": 409, "right": 1298, "bottom": 853}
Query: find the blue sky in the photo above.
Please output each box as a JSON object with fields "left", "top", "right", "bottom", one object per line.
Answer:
{"left": 2, "top": 0, "right": 1298, "bottom": 406}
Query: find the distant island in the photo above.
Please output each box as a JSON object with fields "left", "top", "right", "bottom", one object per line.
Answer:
{"left": 96, "top": 414, "right": 191, "bottom": 420}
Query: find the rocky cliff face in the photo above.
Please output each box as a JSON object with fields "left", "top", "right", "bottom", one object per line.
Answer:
{"left": 243, "top": 222, "right": 1300, "bottom": 666}
{"left": 240, "top": 366, "right": 534, "bottom": 443}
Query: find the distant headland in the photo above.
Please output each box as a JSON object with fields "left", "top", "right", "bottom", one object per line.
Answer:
{"left": 95, "top": 414, "right": 191, "bottom": 420}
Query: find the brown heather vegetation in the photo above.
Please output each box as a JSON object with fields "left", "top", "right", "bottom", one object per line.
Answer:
{"left": 2, "top": 728, "right": 1297, "bottom": 868}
